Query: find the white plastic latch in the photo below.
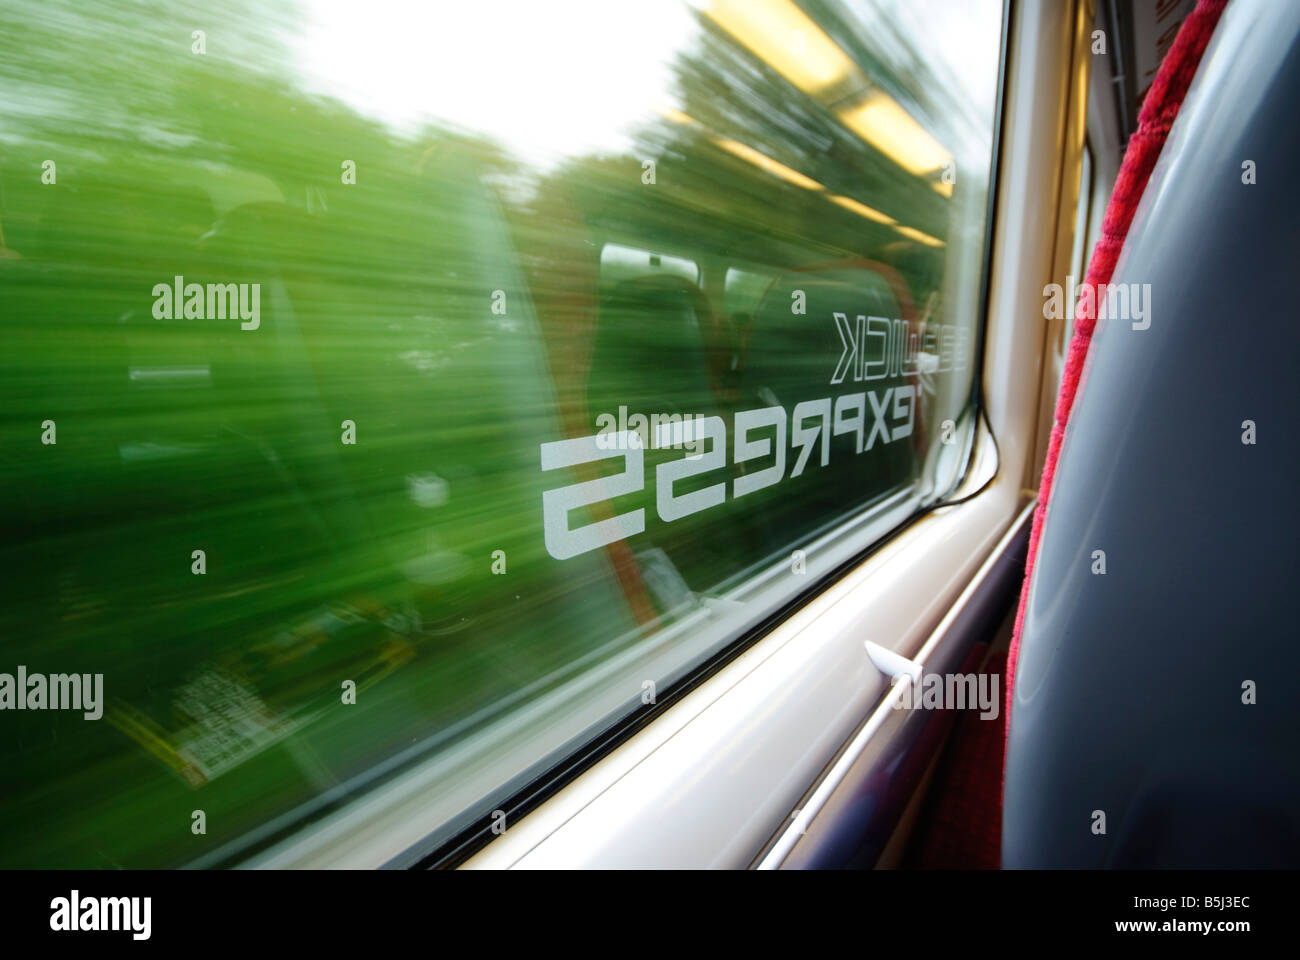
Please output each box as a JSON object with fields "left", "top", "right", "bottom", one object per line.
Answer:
{"left": 864, "top": 640, "right": 922, "bottom": 687}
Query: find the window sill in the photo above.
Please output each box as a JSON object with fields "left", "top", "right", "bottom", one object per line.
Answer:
{"left": 462, "top": 433, "right": 1022, "bottom": 869}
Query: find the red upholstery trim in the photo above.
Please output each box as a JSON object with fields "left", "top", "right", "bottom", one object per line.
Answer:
{"left": 1000, "top": 0, "right": 1230, "bottom": 820}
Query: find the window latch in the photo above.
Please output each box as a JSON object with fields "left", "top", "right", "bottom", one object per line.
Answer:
{"left": 864, "top": 640, "right": 922, "bottom": 687}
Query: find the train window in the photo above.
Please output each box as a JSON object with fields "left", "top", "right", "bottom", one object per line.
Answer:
{"left": 601, "top": 244, "right": 701, "bottom": 285}
{"left": 0, "top": 0, "right": 1004, "bottom": 866}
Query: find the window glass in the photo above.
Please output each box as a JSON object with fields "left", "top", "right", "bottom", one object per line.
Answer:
{"left": 0, "top": 0, "right": 1004, "bottom": 866}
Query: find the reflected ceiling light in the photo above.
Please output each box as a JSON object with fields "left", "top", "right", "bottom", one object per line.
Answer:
{"left": 827, "top": 194, "right": 896, "bottom": 224}
{"left": 659, "top": 106, "right": 702, "bottom": 127}
{"left": 931, "top": 180, "right": 954, "bottom": 198}
{"left": 665, "top": 108, "right": 823, "bottom": 192}
{"left": 714, "top": 137, "right": 824, "bottom": 191}
{"left": 838, "top": 90, "right": 953, "bottom": 177}
{"left": 705, "top": 0, "right": 857, "bottom": 96}
{"left": 893, "top": 224, "right": 945, "bottom": 247}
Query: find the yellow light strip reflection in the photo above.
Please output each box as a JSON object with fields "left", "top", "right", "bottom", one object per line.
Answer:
{"left": 838, "top": 90, "right": 953, "bottom": 177}
{"left": 713, "top": 137, "right": 823, "bottom": 191}
{"left": 827, "top": 194, "right": 896, "bottom": 224}
{"left": 705, "top": 0, "right": 857, "bottom": 96}
{"left": 659, "top": 107, "right": 701, "bottom": 127}
{"left": 668, "top": 109, "right": 921, "bottom": 239}
{"left": 893, "top": 224, "right": 945, "bottom": 247}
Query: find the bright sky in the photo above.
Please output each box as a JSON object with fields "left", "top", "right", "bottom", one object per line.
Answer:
{"left": 289, "top": 0, "right": 1002, "bottom": 169}
{"left": 292, "top": 0, "right": 699, "bottom": 166}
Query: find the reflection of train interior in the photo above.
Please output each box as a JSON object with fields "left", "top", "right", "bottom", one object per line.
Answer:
{"left": 0, "top": 0, "right": 1295, "bottom": 873}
